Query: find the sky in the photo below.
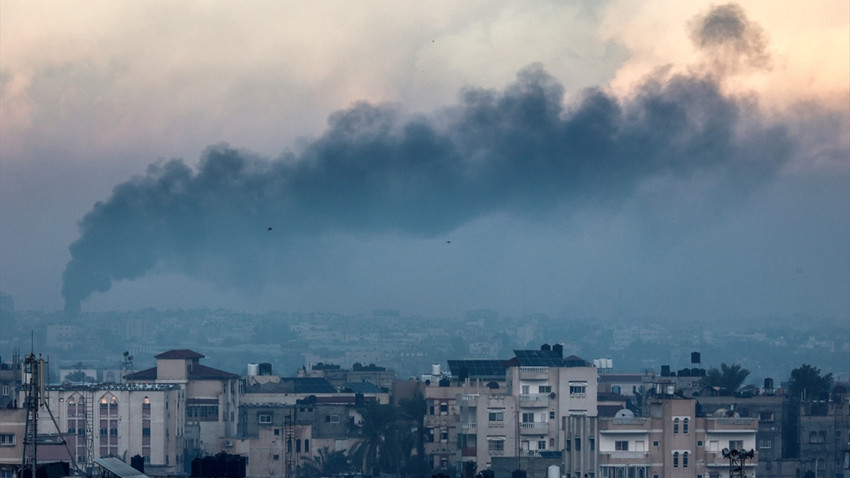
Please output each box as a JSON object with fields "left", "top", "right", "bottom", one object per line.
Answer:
{"left": 1, "top": 1, "right": 848, "bottom": 322}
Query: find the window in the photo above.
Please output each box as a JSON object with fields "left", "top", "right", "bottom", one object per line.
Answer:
{"left": 673, "top": 418, "right": 679, "bottom": 434}
{"left": 0, "top": 433, "right": 14, "bottom": 446}
{"left": 440, "top": 429, "right": 449, "bottom": 442}
{"left": 488, "top": 440, "right": 504, "bottom": 454}
{"left": 729, "top": 440, "right": 743, "bottom": 450}
{"left": 589, "top": 438, "right": 595, "bottom": 451}
{"left": 538, "top": 385, "right": 552, "bottom": 394}
{"left": 549, "top": 411, "right": 555, "bottom": 419}
{"left": 574, "top": 437, "right": 581, "bottom": 451}
{"left": 328, "top": 414, "right": 340, "bottom": 423}
{"left": 683, "top": 452, "right": 689, "bottom": 468}
{"left": 489, "top": 411, "right": 504, "bottom": 422}
{"left": 258, "top": 414, "right": 273, "bottom": 424}
{"left": 759, "top": 439, "right": 772, "bottom": 449}
{"left": 439, "top": 402, "right": 448, "bottom": 415}
{"left": 538, "top": 440, "right": 546, "bottom": 450}
{"left": 697, "top": 440, "right": 703, "bottom": 447}
{"left": 569, "top": 383, "right": 587, "bottom": 396}
{"left": 304, "top": 439, "right": 309, "bottom": 453}
{"left": 187, "top": 405, "right": 219, "bottom": 422}
{"left": 683, "top": 418, "right": 689, "bottom": 434}
{"left": 273, "top": 455, "right": 279, "bottom": 461}
{"left": 673, "top": 452, "right": 679, "bottom": 468}
{"left": 521, "top": 385, "right": 530, "bottom": 394}
{"left": 759, "top": 411, "right": 774, "bottom": 421}
{"left": 653, "top": 441, "right": 659, "bottom": 447}
{"left": 521, "top": 413, "right": 534, "bottom": 423}
{"left": 274, "top": 429, "right": 280, "bottom": 436}
{"left": 615, "top": 441, "right": 629, "bottom": 451}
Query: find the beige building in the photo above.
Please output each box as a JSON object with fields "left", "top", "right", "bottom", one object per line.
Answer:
{"left": 565, "top": 397, "right": 759, "bottom": 478}
{"left": 453, "top": 346, "right": 599, "bottom": 477}
{"left": 1, "top": 383, "right": 184, "bottom": 476}
{"left": 125, "top": 349, "right": 240, "bottom": 470}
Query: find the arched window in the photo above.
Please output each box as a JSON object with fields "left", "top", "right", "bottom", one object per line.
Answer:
{"left": 683, "top": 418, "right": 689, "bottom": 434}
{"left": 673, "top": 452, "right": 679, "bottom": 468}
{"left": 683, "top": 452, "right": 689, "bottom": 468}
{"left": 673, "top": 418, "right": 679, "bottom": 434}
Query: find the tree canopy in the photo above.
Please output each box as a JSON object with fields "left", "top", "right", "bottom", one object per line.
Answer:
{"left": 788, "top": 363, "right": 833, "bottom": 400}
{"left": 700, "top": 362, "right": 750, "bottom": 395}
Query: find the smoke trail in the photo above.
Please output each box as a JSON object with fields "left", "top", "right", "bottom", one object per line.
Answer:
{"left": 62, "top": 7, "right": 790, "bottom": 316}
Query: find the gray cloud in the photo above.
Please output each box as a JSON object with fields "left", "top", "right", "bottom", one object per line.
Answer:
{"left": 689, "top": 3, "right": 771, "bottom": 76}
{"left": 61, "top": 60, "right": 792, "bottom": 316}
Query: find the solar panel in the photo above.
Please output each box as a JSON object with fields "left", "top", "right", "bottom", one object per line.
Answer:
{"left": 513, "top": 350, "right": 564, "bottom": 367}
{"left": 288, "top": 377, "right": 337, "bottom": 393}
{"left": 447, "top": 359, "right": 506, "bottom": 378}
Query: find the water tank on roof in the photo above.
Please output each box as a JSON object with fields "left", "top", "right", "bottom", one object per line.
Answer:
{"left": 691, "top": 352, "right": 701, "bottom": 364}
{"left": 432, "top": 363, "right": 441, "bottom": 376}
{"left": 547, "top": 465, "right": 559, "bottom": 478}
{"left": 258, "top": 363, "right": 272, "bottom": 376}
{"left": 247, "top": 363, "right": 259, "bottom": 376}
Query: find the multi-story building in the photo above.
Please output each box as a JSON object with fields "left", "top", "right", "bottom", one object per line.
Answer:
{"left": 124, "top": 349, "right": 240, "bottom": 471}
{"left": 454, "top": 345, "right": 598, "bottom": 478}
{"left": 565, "top": 397, "right": 759, "bottom": 478}
{"left": 1, "top": 383, "right": 185, "bottom": 476}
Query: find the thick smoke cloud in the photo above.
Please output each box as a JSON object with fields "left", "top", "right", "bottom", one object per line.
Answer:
{"left": 689, "top": 3, "right": 771, "bottom": 76}
{"left": 62, "top": 5, "right": 791, "bottom": 316}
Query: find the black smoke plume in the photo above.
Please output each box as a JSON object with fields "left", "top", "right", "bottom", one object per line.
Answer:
{"left": 62, "top": 7, "right": 790, "bottom": 316}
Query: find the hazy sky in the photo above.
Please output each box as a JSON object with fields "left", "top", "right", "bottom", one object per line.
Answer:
{"left": 1, "top": 1, "right": 847, "bottom": 321}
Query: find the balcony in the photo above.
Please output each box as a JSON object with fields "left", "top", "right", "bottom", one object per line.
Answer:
{"left": 519, "top": 394, "right": 549, "bottom": 407}
{"left": 520, "top": 422, "right": 548, "bottom": 434}
{"left": 519, "top": 367, "right": 549, "bottom": 380}
{"left": 600, "top": 451, "right": 650, "bottom": 460}
{"left": 460, "top": 422, "right": 477, "bottom": 431}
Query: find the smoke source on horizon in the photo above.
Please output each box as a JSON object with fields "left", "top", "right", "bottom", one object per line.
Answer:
{"left": 62, "top": 4, "right": 791, "bottom": 317}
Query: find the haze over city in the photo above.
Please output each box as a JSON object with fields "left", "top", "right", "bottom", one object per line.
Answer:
{"left": 1, "top": 1, "right": 847, "bottom": 324}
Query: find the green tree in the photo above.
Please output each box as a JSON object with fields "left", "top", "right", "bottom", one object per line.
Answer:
{"left": 700, "top": 363, "right": 750, "bottom": 396}
{"left": 300, "top": 447, "right": 350, "bottom": 478}
{"left": 398, "top": 391, "right": 429, "bottom": 476}
{"left": 788, "top": 363, "right": 833, "bottom": 400}
{"left": 350, "top": 402, "right": 403, "bottom": 475}
{"left": 64, "top": 370, "right": 94, "bottom": 383}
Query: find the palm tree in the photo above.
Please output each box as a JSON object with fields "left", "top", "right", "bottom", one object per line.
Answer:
{"left": 701, "top": 362, "right": 750, "bottom": 396}
{"left": 301, "top": 447, "right": 350, "bottom": 478}
{"left": 398, "top": 391, "right": 428, "bottom": 475}
{"left": 788, "top": 363, "right": 833, "bottom": 400}
{"left": 349, "top": 401, "right": 403, "bottom": 475}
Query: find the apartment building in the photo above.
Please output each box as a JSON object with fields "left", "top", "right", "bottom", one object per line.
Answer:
{"left": 124, "top": 349, "right": 240, "bottom": 470}
{"left": 565, "top": 397, "right": 759, "bottom": 478}
{"left": 0, "top": 383, "right": 185, "bottom": 476}
{"left": 453, "top": 345, "right": 598, "bottom": 478}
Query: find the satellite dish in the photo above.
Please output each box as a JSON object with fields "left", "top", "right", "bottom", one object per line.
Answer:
{"left": 615, "top": 409, "right": 634, "bottom": 418}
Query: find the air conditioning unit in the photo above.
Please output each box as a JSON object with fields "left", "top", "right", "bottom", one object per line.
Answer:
{"left": 224, "top": 440, "right": 233, "bottom": 448}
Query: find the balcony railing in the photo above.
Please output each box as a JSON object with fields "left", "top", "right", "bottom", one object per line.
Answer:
{"left": 520, "top": 422, "right": 548, "bottom": 433}
{"left": 519, "top": 394, "right": 549, "bottom": 407}
{"left": 460, "top": 422, "right": 477, "bottom": 430}
{"left": 519, "top": 367, "right": 549, "bottom": 379}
